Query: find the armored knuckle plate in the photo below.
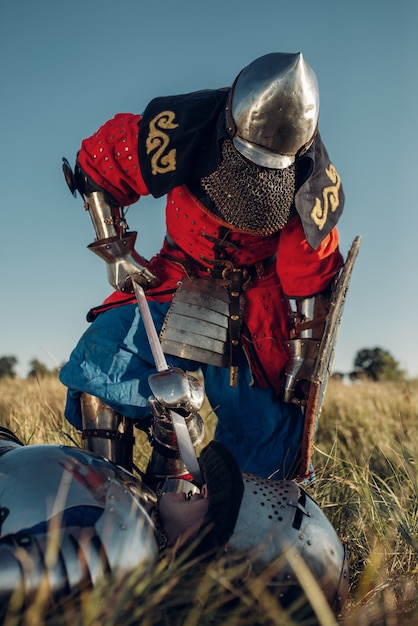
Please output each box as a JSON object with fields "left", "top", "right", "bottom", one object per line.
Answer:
{"left": 148, "top": 367, "right": 204, "bottom": 412}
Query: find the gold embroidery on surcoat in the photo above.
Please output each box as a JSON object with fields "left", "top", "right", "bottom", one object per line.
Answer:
{"left": 146, "top": 111, "right": 179, "bottom": 175}
{"left": 310, "top": 164, "right": 341, "bottom": 230}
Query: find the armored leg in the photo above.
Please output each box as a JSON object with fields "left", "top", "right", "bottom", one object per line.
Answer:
{"left": 80, "top": 394, "right": 134, "bottom": 472}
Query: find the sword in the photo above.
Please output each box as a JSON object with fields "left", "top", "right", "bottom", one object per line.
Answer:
{"left": 133, "top": 282, "right": 203, "bottom": 483}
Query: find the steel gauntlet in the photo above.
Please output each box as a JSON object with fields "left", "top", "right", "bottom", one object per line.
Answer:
{"left": 148, "top": 367, "right": 205, "bottom": 415}
{"left": 88, "top": 230, "right": 159, "bottom": 293}
{"left": 146, "top": 368, "right": 205, "bottom": 483}
{"left": 283, "top": 291, "right": 330, "bottom": 405}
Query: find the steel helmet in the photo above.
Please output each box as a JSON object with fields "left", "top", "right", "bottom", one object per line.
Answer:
{"left": 227, "top": 474, "right": 349, "bottom": 613}
{"left": 226, "top": 52, "right": 320, "bottom": 169}
{"left": 198, "top": 443, "right": 348, "bottom": 613}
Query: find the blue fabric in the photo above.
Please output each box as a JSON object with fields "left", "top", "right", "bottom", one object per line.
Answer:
{"left": 204, "top": 355, "right": 304, "bottom": 478}
{"left": 60, "top": 301, "right": 304, "bottom": 479}
{"left": 21, "top": 506, "right": 103, "bottom": 535}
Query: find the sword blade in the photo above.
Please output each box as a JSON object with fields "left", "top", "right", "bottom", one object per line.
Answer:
{"left": 133, "top": 283, "right": 202, "bottom": 483}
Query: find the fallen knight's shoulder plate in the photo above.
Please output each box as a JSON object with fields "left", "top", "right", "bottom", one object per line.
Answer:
{"left": 299, "top": 235, "right": 361, "bottom": 478}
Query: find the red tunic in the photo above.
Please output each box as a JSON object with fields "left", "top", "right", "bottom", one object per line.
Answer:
{"left": 77, "top": 113, "right": 343, "bottom": 394}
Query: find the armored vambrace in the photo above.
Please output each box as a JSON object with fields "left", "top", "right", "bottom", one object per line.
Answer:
{"left": 283, "top": 292, "right": 330, "bottom": 405}
{"left": 62, "top": 159, "right": 160, "bottom": 293}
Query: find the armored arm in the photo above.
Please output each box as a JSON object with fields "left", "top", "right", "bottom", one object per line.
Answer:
{"left": 62, "top": 158, "right": 160, "bottom": 293}
{"left": 282, "top": 289, "right": 331, "bottom": 405}
{"left": 145, "top": 368, "right": 205, "bottom": 485}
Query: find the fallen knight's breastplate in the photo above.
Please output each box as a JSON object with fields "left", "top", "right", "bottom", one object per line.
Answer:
{"left": 0, "top": 435, "right": 158, "bottom": 608}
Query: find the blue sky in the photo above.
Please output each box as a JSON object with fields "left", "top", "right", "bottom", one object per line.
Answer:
{"left": 1, "top": 0, "right": 417, "bottom": 378}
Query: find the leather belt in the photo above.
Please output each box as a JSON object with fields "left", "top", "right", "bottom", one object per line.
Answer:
{"left": 164, "top": 233, "right": 276, "bottom": 286}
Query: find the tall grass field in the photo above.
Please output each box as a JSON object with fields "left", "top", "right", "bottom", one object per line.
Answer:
{"left": 0, "top": 375, "right": 417, "bottom": 625}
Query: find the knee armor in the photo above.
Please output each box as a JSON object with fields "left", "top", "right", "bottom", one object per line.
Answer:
{"left": 80, "top": 394, "right": 134, "bottom": 472}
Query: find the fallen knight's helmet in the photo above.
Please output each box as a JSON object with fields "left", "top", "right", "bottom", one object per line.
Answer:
{"left": 198, "top": 442, "right": 349, "bottom": 615}
{"left": 226, "top": 52, "right": 320, "bottom": 169}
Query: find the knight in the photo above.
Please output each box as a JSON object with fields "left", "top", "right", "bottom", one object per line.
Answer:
{"left": 0, "top": 427, "right": 348, "bottom": 619}
{"left": 60, "top": 52, "right": 348, "bottom": 481}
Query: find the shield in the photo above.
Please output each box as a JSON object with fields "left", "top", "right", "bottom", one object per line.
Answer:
{"left": 299, "top": 235, "right": 361, "bottom": 479}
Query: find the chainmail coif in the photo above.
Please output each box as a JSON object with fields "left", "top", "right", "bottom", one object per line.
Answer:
{"left": 200, "top": 139, "right": 296, "bottom": 235}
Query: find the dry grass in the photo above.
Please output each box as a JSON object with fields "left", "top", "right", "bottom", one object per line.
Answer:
{"left": 0, "top": 375, "right": 417, "bottom": 625}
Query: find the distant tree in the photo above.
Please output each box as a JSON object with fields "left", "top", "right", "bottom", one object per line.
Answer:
{"left": 348, "top": 370, "right": 367, "bottom": 382}
{"left": 353, "top": 347, "right": 406, "bottom": 382}
{"left": 0, "top": 355, "right": 18, "bottom": 378}
{"left": 27, "top": 359, "right": 51, "bottom": 379}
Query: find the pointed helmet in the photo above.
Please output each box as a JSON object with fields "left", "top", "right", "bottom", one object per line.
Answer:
{"left": 226, "top": 52, "right": 320, "bottom": 169}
